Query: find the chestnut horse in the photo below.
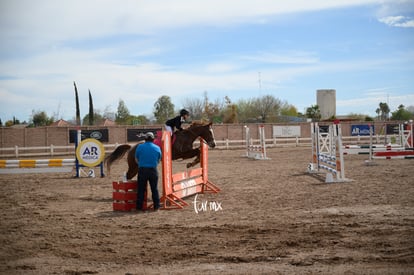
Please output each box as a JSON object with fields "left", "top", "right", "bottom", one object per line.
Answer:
{"left": 105, "top": 122, "right": 216, "bottom": 180}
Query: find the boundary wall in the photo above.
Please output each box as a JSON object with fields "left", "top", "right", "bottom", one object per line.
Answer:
{"left": 1, "top": 121, "right": 412, "bottom": 153}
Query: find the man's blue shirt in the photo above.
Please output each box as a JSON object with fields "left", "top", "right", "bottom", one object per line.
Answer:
{"left": 135, "top": 141, "right": 161, "bottom": 168}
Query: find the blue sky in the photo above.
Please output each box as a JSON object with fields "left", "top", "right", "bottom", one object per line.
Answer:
{"left": 1, "top": 0, "right": 413, "bottom": 122}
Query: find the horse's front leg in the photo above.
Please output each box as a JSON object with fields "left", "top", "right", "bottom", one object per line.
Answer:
{"left": 184, "top": 148, "right": 201, "bottom": 168}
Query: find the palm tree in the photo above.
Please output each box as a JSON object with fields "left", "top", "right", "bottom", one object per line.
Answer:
{"left": 378, "top": 102, "right": 390, "bottom": 121}
{"left": 306, "top": 105, "right": 321, "bottom": 121}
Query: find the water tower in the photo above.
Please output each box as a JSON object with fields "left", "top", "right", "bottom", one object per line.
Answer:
{"left": 317, "top": 89, "right": 336, "bottom": 120}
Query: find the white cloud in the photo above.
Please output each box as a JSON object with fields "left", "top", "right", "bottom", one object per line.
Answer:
{"left": 379, "top": 16, "right": 414, "bottom": 27}
{"left": 1, "top": 0, "right": 412, "bottom": 121}
{"left": 0, "top": 43, "right": 409, "bottom": 120}
{"left": 204, "top": 62, "right": 243, "bottom": 74}
{"left": 1, "top": 0, "right": 389, "bottom": 42}
{"left": 241, "top": 51, "right": 320, "bottom": 65}
{"left": 337, "top": 93, "right": 414, "bottom": 116}
{"left": 376, "top": 0, "right": 414, "bottom": 27}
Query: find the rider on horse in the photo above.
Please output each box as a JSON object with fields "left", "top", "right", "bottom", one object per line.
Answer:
{"left": 165, "top": 109, "right": 190, "bottom": 135}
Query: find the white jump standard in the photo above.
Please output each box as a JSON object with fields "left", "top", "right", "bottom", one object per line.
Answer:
{"left": 244, "top": 125, "right": 270, "bottom": 160}
{"left": 308, "top": 122, "right": 351, "bottom": 183}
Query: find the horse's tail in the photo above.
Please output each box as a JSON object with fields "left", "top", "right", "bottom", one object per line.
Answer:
{"left": 105, "top": 144, "right": 131, "bottom": 175}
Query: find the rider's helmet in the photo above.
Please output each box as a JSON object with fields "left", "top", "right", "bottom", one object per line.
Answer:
{"left": 180, "top": 109, "right": 190, "bottom": 116}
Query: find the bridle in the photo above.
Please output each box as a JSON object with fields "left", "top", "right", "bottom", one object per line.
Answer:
{"left": 186, "top": 125, "right": 214, "bottom": 146}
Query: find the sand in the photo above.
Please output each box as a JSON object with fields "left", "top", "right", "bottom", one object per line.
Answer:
{"left": 1, "top": 147, "right": 413, "bottom": 274}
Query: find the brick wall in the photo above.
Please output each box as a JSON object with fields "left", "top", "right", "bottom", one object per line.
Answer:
{"left": 0, "top": 121, "right": 406, "bottom": 148}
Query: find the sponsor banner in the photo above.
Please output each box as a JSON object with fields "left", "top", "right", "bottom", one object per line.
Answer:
{"left": 273, "top": 125, "right": 301, "bottom": 137}
{"left": 319, "top": 125, "right": 329, "bottom": 133}
{"left": 351, "top": 125, "right": 374, "bottom": 136}
{"left": 69, "top": 129, "right": 109, "bottom": 143}
{"left": 127, "top": 128, "right": 162, "bottom": 142}
{"left": 386, "top": 124, "right": 400, "bottom": 135}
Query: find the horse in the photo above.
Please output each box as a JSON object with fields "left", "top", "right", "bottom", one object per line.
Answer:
{"left": 105, "top": 122, "right": 216, "bottom": 180}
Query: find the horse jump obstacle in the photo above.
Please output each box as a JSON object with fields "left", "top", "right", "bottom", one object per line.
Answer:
{"left": 0, "top": 130, "right": 105, "bottom": 177}
{"left": 245, "top": 125, "right": 270, "bottom": 160}
{"left": 373, "top": 151, "right": 414, "bottom": 159}
{"left": 112, "top": 181, "right": 148, "bottom": 211}
{"left": 160, "top": 130, "right": 220, "bottom": 209}
{"left": 308, "top": 122, "right": 351, "bottom": 183}
{"left": 371, "top": 122, "right": 414, "bottom": 159}
{"left": 0, "top": 157, "right": 104, "bottom": 176}
{"left": 343, "top": 144, "right": 404, "bottom": 155}
{"left": 342, "top": 123, "right": 414, "bottom": 160}
{"left": 343, "top": 122, "right": 413, "bottom": 155}
{"left": 398, "top": 122, "right": 413, "bottom": 149}
{"left": 0, "top": 159, "right": 75, "bottom": 174}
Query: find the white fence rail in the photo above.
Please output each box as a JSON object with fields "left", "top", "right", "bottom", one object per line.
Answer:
{"left": 0, "top": 144, "right": 120, "bottom": 158}
{"left": 0, "top": 134, "right": 401, "bottom": 158}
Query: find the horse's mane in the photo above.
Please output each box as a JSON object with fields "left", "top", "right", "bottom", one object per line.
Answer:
{"left": 188, "top": 120, "right": 211, "bottom": 128}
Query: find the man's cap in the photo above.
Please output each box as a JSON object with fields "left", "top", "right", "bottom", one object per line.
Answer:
{"left": 145, "top": 132, "right": 155, "bottom": 140}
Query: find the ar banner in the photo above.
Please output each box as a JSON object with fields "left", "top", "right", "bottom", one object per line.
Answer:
{"left": 75, "top": 138, "right": 106, "bottom": 167}
{"left": 351, "top": 125, "right": 374, "bottom": 136}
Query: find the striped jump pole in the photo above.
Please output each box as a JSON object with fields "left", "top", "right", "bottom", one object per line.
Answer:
{"left": 373, "top": 151, "right": 414, "bottom": 159}
{"left": 343, "top": 144, "right": 405, "bottom": 155}
{"left": 0, "top": 159, "right": 75, "bottom": 174}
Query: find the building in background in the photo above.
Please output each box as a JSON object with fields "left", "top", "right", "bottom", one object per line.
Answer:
{"left": 317, "top": 89, "right": 336, "bottom": 120}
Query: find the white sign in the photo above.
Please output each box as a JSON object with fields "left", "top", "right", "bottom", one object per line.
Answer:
{"left": 273, "top": 126, "right": 301, "bottom": 137}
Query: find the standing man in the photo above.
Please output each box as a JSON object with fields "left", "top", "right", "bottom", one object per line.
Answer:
{"left": 135, "top": 132, "right": 162, "bottom": 211}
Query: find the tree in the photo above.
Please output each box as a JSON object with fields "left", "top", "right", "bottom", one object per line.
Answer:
{"left": 116, "top": 99, "right": 131, "bottom": 125}
{"left": 82, "top": 112, "right": 103, "bottom": 125}
{"left": 347, "top": 113, "right": 374, "bottom": 121}
{"left": 132, "top": 115, "right": 150, "bottom": 125}
{"left": 222, "top": 96, "right": 238, "bottom": 123}
{"left": 391, "top": 104, "right": 413, "bottom": 121}
{"left": 31, "top": 110, "right": 54, "bottom": 127}
{"left": 280, "top": 104, "right": 298, "bottom": 117}
{"left": 5, "top": 120, "right": 14, "bottom": 127}
{"left": 153, "top": 95, "right": 175, "bottom": 124}
{"left": 74, "top": 81, "right": 81, "bottom": 126}
{"left": 237, "top": 98, "right": 257, "bottom": 123}
{"left": 182, "top": 98, "right": 204, "bottom": 120}
{"left": 253, "top": 95, "right": 282, "bottom": 123}
{"left": 305, "top": 105, "right": 321, "bottom": 121}
{"left": 202, "top": 91, "right": 222, "bottom": 122}
{"left": 102, "top": 105, "right": 116, "bottom": 121}
{"left": 13, "top": 116, "right": 20, "bottom": 125}
{"left": 88, "top": 89, "right": 94, "bottom": 125}
{"left": 376, "top": 102, "right": 390, "bottom": 121}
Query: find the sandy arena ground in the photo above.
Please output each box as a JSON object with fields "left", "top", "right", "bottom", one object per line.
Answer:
{"left": 0, "top": 147, "right": 413, "bottom": 274}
